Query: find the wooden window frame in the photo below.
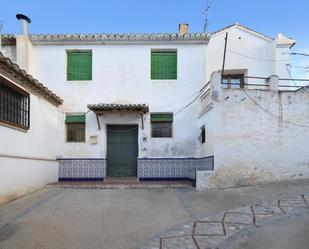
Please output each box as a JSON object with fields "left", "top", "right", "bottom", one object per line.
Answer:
{"left": 66, "top": 50, "right": 92, "bottom": 81}
{"left": 66, "top": 122, "right": 86, "bottom": 142}
{"left": 0, "top": 75, "right": 30, "bottom": 130}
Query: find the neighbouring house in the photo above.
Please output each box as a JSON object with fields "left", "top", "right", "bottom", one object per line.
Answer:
{"left": 0, "top": 14, "right": 308, "bottom": 201}
{"left": 0, "top": 50, "right": 63, "bottom": 204}
{"left": 196, "top": 72, "right": 309, "bottom": 190}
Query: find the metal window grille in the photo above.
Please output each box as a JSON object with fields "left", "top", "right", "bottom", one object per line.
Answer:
{"left": 0, "top": 79, "right": 30, "bottom": 129}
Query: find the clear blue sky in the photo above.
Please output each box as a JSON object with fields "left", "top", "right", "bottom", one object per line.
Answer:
{"left": 2, "top": 0, "right": 309, "bottom": 74}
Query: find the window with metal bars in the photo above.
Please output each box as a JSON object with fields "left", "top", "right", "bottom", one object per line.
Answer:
{"left": 67, "top": 50, "right": 92, "bottom": 81}
{"left": 151, "top": 51, "right": 177, "bottom": 80}
{"left": 0, "top": 77, "right": 30, "bottom": 129}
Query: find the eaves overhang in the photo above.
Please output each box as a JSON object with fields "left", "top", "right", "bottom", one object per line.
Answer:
{"left": 29, "top": 33, "right": 210, "bottom": 45}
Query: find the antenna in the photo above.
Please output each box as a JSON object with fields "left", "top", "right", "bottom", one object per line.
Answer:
{"left": 203, "top": 0, "right": 214, "bottom": 32}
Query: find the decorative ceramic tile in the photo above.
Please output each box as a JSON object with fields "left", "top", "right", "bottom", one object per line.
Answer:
{"left": 58, "top": 159, "right": 106, "bottom": 180}
{"left": 138, "top": 156, "right": 214, "bottom": 180}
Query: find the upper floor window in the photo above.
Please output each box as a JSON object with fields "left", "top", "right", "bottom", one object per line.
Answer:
{"left": 67, "top": 50, "right": 92, "bottom": 81}
{"left": 65, "top": 114, "right": 86, "bottom": 142}
{"left": 222, "top": 74, "right": 245, "bottom": 88}
{"left": 151, "top": 51, "right": 177, "bottom": 80}
{"left": 151, "top": 113, "right": 173, "bottom": 138}
{"left": 0, "top": 77, "right": 30, "bottom": 129}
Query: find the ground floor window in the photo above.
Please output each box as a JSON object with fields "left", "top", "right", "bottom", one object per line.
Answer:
{"left": 0, "top": 76, "right": 30, "bottom": 129}
{"left": 200, "top": 125, "right": 206, "bottom": 143}
{"left": 65, "top": 114, "right": 86, "bottom": 142}
{"left": 151, "top": 113, "right": 173, "bottom": 138}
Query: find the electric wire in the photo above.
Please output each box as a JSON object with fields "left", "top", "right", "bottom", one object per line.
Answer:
{"left": 227, "top": 49, "right": 307, "bottom": 62}
{"left": 240, "top": 88, "right": 309, "bottom": 128}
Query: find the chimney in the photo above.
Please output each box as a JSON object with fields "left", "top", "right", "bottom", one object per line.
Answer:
{"left": 179, "top": 23, "right": 189, "bottom": 35}
{"left": 16, "top": 14, "right": 31, "bottom": 35}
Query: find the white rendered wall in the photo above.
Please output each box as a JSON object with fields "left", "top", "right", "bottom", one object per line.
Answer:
{"left": 0, "top": 74, "right": 62, "bottom": 203}
{"left": 1, "top": 45, "right": 17, "bottom": 63}
{"left": 206, "top": 27, "right": 291, "bottom": 83}
{"left": 198, "top": 72, "right": 309, "bottom": 189}
{"left": 29, "top": 43, "right": 207, "bottom": 159}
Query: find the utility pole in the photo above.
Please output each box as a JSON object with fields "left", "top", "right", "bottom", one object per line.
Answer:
{"left": 0, "top": 21, "right": 3, "bottom": 51}
{"left": 221, "top": 32, "right": 228, "bottom": 82}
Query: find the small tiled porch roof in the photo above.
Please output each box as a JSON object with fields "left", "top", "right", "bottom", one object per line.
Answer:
{"left": 87, "top": 103, "right": 149, "bottom": 130}
{"left": 87, "top": 103, "right": 149, "bottom": 114}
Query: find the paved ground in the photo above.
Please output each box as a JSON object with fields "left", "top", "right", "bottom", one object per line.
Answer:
{"left": 0, "top": 180, "right": 309, "bottom": 249}
{"left": 225, "top": 212, "right": 309, "bottom": 249}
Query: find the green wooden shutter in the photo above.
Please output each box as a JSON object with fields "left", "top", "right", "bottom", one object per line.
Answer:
{"left": 151, "top": 113, "right": 173, "bottom": 122}
{"left": 65, "top": 114, "right": 86, "bottom": 124}
{"left": 67, "top": 51, "right": 92, "bottom": 81}
{"left": 151, "top": 51, "right": 177, "bottom": 80}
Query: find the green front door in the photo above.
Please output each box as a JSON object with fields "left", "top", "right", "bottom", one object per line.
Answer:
{"left": 107, "top": 125, "right": 138, "bottom": 177}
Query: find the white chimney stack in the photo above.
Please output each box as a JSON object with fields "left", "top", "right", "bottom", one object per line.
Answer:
{"left": 16, "top": 14, "right": 31, "bottom": 35}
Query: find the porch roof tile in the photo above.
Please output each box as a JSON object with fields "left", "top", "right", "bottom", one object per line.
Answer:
{"left": 87, "top": 103, "right": 149, "bottom": 114}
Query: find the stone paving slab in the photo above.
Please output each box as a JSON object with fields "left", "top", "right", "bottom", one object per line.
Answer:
{"left": 139, "top": 192, "right": 309, "bottom": 249}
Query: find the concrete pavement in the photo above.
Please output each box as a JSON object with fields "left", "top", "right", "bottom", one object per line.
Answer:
{"left": 0, "top": 179, "right": 308, "bottom": 249}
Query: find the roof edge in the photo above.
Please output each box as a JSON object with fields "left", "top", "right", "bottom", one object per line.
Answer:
{"left": 29, "top": 33, "right": 210, "bottom": 44}
{"left": 211, "top": 23, "right": 274, "bottom": 41}
{"left": 0, "top": 52, "right": 63, "bottom": 106}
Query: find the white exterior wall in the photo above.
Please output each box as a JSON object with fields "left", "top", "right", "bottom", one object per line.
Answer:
{"left": 1, "top": 45, "right": 17, "bottom": 63}
{"left": 0, "top": 74, "right": 63, "bottom": 203}
{"left": 206, "top": 27, "right": 291, "bottom": 83}
{"left": 28, "top": 43, "right": 207, "bottom": 159}
{"left": 197, "top": 72, "right": 309, "bottom": 190}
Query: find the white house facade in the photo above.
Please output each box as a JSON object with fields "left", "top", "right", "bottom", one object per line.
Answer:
{"left": 0, "top": 50, "right": 63, "bottom": 204}
{"left": 1, "top": 15, "right": 308, "bottom": 202}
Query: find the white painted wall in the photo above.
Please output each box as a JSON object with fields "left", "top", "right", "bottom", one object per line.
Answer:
{"left": 206, "top": 26, "right": 292, "bottom": 85}
{"left": 28, "top": 43, "right": 207, "bottom": 159}
{"left": 197, "top": 72, "right": 309, "bottom": 190}
{"left": 1, "top": 45, "right": 16, "bottom": 63}
{"left": 0, "top": 74, "right": 63, "bottom": 203}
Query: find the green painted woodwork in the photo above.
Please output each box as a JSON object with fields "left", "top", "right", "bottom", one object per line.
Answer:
{"left": 150, "top": 113, "right": 173, "bottom": 122}
{"left": 67, "top": 51, "right": 92, "bottom": 81}
{"left": 65, "top": 114, "right": 85, "bottom": 124}
{"left": 107, "top": 125, "right": 138, "bottom": 177}
{"left": 151, "top": 51, "right": 177, "bottom": 80}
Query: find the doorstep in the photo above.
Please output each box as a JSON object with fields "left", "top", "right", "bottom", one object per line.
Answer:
{"left": 47, "top": 178, "right": 193, "bottom": 189}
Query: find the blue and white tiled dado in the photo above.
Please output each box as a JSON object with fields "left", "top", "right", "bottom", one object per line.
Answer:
{"left": 58, "top": 159, "right": 106, "bottom": 181}
{"left": 138, "top": 156, "right": 214, "bottom": 180}
{"left": 58, "top": 156, "right": 213, "bottom": 181}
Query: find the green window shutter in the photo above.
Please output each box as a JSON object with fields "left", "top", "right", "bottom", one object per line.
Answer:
{"left": 67, "top": 51, "right": 92, "bottom": 81}
{"left": 151, "top": 51, "right": 177, "bottom": 80}
{"left": 65, "top": 114, "right": 86, "bottom": 124}
{"left": 151, "top": 113, "right": 173, "bottom": 122}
